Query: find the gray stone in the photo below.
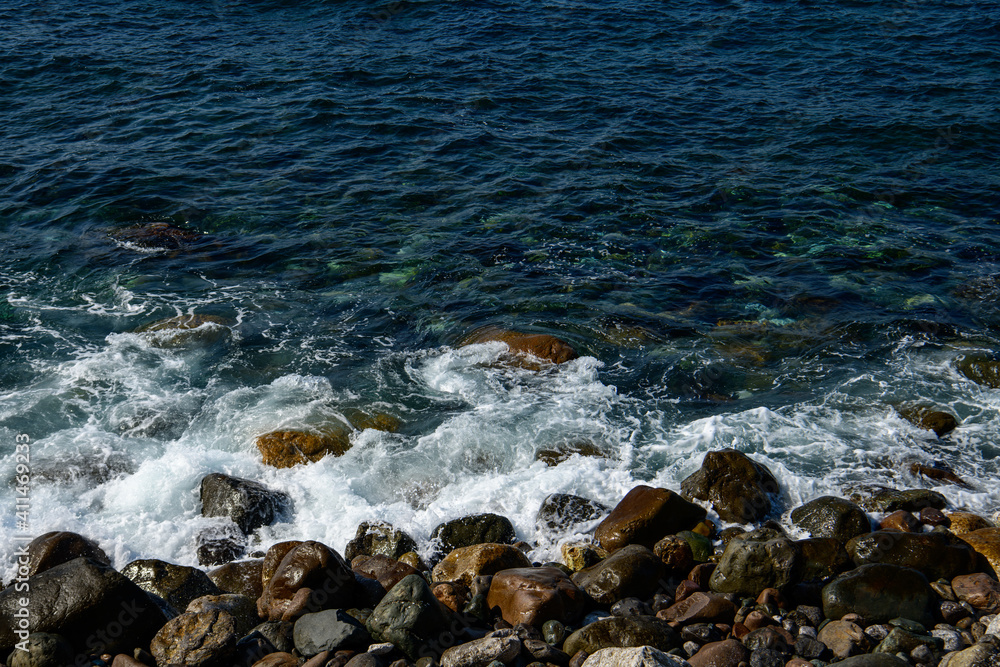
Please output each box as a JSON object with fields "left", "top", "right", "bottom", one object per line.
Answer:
{"left": 940, "top": 643, "right": 1000, "bottom": 667}
{"left": 581, "top": 646, "right": 692, "bottom": 667}
{"left": 431, "top": 514, "right": 516, "bottom": 555}
{"left": 790, "top": 497, "right": 872, "bottom": 543}
{"left": 7, "top": 633, "right": 74, "bottom": 667}
{"left": 708, "top": 529, "right": 801, "bottom": 596}
{"left": 572, "top": 545, "right": 666, "bottom": 605}
{"left": 822, "top": 564, "right": 935, "bottom": 627}
{"left": 563, "top": 616, "right": 681, "bottom": 656}
{"left": 537, "top": 494, "right": 609, "bottom": 535}
{"left": 440, "top": 634, "right": 521, "bottom": 667}
{"left": 294, "top": 609, "right": 373, "bottom": 657}
{"left": 366, "top": 573, "right": 461, "bottom": 660}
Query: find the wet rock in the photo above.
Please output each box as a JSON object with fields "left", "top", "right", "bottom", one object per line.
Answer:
{"left": 366, "top": 573, "right": 462, "bottom": 661}
{"left": 563, "top": 616, "right": 682, "bottom": 656}
{"left": 846, "top": 531, "right": 978, "bottom": 580}
{"left": 537, "top": 494, "right": 610, "bottom": 535}
{"left": 110, "top": 222, "right": 202, "bottom": 249}
{"left": 200, "top": 473, "right": 291, "bottom": 535}
{"left": 432, "top": 514, "right": 517, "bottom": 556}
{"left": 941, "top": 643, "right": 1000, "bottom": 667}
{"left": 433, "top": 581, "right": 471, "bottom": 613}
{"left": 460, "top": 326, "right": 578, "bottom": 366}
{"left": 657, "top": 592, "right": 736, "bottom": 624}
{"left": 262, "top": 541, "right": 304, "bottom": 590}
{"left": 957, "top": 528, "right": 1000, "bottom": 578}
{"left": 677, "top": 531, "right": 714, "bottom": 564}
{"left": 948, "top": 513, "right": 994, "bottom": 535}
{"left": 793, "top": 635, "right": 828, "bottom": 660}
{"left": 795, "top": 537, "right": 852, "bottom": 581}
{"left": 951, "top": 572, "right": 1000, "bottom": 613}
{"left": 208, "top": 559, "right": 264, "bottom": 600}
{"left": 854, "top": 488, "right": 948, "bottom": 513}
{"left": 6, "top": 632, "right": 74, "bottom": 667}
{"left": 653, "top": 536, "right": 695, "bottom": 575}
{"left": 562, "top": 542, "right": 608, "bottom": 571}
{"left": 789, "top": 497, "right": 872, "bottom": 543}
{"left": 135, "top": 314, "right": 232, "bottom": 346}
{"left": 536, "top": 442, "right": 607, "bottom": 467}
{"left": 196, "top": 522, "right": 246, "bottom": 566}
{"left": 258, "top": 541, "right": 362, "bottom": 622}
{"left": 486, "top": 567, "right": 585, "bottom": 626}
{"left": 187, "top": 593, "right": 258, "bottom": 637}
{"left": 524, "top": 637, "right": 571, "bottom": 664}
{"left": 896, "top": 405, "right": 958, "bottom": 437}
{"left": 572, "top": 544, "right": 666, "bottom": 605}
{"left": 581, "top": 646, "right": 692, "bottom": 667}
{"left": 956, "top": 356, "right": 1000, "bottom": 388}
{"left": 253, "top": 620, "right": 296, "bottom": 653}
{"left": 255, "top": 428, "right": 352, "bottom": 468}
{"left": 742, "top": 627, "right": 792, "bottom": 653}
{"left": 880, "top": 510, "right": 921, "bottom": 532}
{"left": 23, "top": 531, "right": 111, "bottom": 577}
{"left": 433, "top": 544, "right": 532, "bottom": 586}
{"left": 121, "top": 558, "right": 222, "bottom": 612}
{"left": 354, "top": 554, "right": 420, "bottom": 593}
{"left": 251, "top": 653, "right": 299, "bottom": 667}
{"left": 817, "top": 620, "right": 869, "bottom": 660}
{"left": 821, "top": 563, "right": 934, "bottom": 626}
{"left": 440, "top": 634, "right": 521, "bottom": 667}
{"left": 909, "top": 462, "right": 972, "bottom": 489}
{"left": 150, "top": 609, "right": 239, "bottom": 667}
{"left": 680, "top": 449, "right": 780, "bottom": 524}
{"left": 709, "top": 529, "right": 801, "bottom": 596}
{"left": 829, "top": 655, "right": 911, "bottom": 667}
{"left": 874, "top": 627, "right": 940, "bottom": 655}
{"left": 594, "top": 486, "right": 707, "bottom": 553}
{"left": 345, "top": 522, "right": 419, "bottom": 562}
{"left": 919, "top": 507, "right": 950, "bottom": 528}
{"left": 687, "top": 639, "right": 749, "bottom": 667}
{"left": 294, "top": 609, "right": 372, "bottom": 657}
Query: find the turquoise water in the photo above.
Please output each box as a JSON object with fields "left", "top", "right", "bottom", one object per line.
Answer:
{"left": 1, "top": 0, "right": 999, "bottom": 574}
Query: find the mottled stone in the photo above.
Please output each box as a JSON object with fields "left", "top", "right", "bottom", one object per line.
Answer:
{"left": 789, "top": 497, "right": 871, "bottom": 543}
{"left": 581, "top": 646, "right": 692, "bottom": 667}
{"left": 680, "top": 449, "right": 780, "bottom": 523}
{"left": 846, "top": 531, "right": 978, "bottom": 581}
{"left": 855, "top": 488, "right": 947, "bottom": 513}
{"left": 432, "top": 544, "right": 532, "bottom": 586}
{"left": 948, "top": 513, "right": 994, "bottom": 535}
{"left": 461, "top": 326, "right": 578, "bottom": 366}
{"left": 709, "top": 529, "right": 800, "bottom": 596}
{"left": 957, "top": 527, "right": 1000, "bottom": 577}
{"left": 208, "top": 559, "right": 265, "bottom": 600}
{"left": 563, "top": 616, "right": 682, "bottom": 656}
{"left": 654, "top": 536, "right": 695, "bottom": 575}
{"left": 821, "top": 563, "right": 934, "bottom": 627}
{"left": 657, "top": 592, "right": 736, "bottom": 625}
{"left": 440, "top": 634, "right": 521, "bottom": 667}
{"left": 150, "top": 609, "right": 239, "bottom": 667}
{"left": 951, "top": 572, "right": 1000, "bottom": 613}
{"left": 255, "top": 428, "right": 352, "bottom": 468}
{"left": 572, "top": 544, "right": 667, "bottom": 605}
{"left": 594, "top": 486, "right": 707, "bottom": 553}
{"left": 345, "top": 522, "right": 419, "bottom": 562}
{"left": 366, "top": 574, "right": 461, "bottom": 661}
{"left": 562, "top": 542, "right": 608, "bottom": 571}
{"left": 122, "top": 558, "right": 222, "bottom": 611}
{"left": 187, "top": 593, "right": 258, "bottom": 637}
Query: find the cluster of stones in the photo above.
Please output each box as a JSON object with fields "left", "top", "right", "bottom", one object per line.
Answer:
{"left": 4, "top": 447, "right": 1000, "bottom": 667}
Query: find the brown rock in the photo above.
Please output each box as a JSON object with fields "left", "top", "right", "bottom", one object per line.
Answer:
{"left": 687, "top": 563, "right": 716, "bottom": 589}
{"left": 150, "top": 609, "right": 239, "bottom": 667}
{"left": 208, "top": 559, "right": 264, "bottom": 600}
{"left": 135, "top": 314, "right": 232, "bottom": 346}
{"left": 653, "top": 536, "right": 694, "bottom": 575}
{"left": 687, "top": 639, "right": 749, "bottom": 667}
{"left": 755, "top": 588, "right": 788, "bottom": 609}
{"left": 431, "top": 543, "right": 532, "bottom": 586}
{"left": 258, "top": 541, "right": 361, "bottom": 622}
{"left": 594, "top": 485, "right": 707, "bottom": 553}
{"left": 252, "top": 653, "right": 299, "bottom": 667}
{"left": 255, "top": 428, "right": 352, "bottom": 468}
{"left": 353, "top": 554, "right": 420, "bottom": 592}
{"left": 487, "top": 567, "right": 585, "bottom": 626}
{"left": 680, "top": 449, "right": 780, "bottom": 523}
{"left": 743, "top": 610, "right": 774, "bottom": 630}
{"left": 880, "top": 510, "right": 920, "bottom": 532}
{"left": 674, "top": 579, "right": 701, "bottom": 603}
{"left": 657, "top": 592, "right": 736, "bottom": 624}
{"left": 433, "top": 581, "right": 471, "bottom": 612}
{"left": 186, "top": 593, "right": 258, "bottom": 637}
{"left": 948, "top": 513, "right": 994, "bottom": 535}
{"left": 111, "top": 657, "right": 148, "bottom": 667}
{"left": 461, "top": 326, "right": 578, "bottom": 366}
{"left": 909, "top": 462, "right": 972, "bottom": 489}
{"left": 956, "top": 355, "right": 1000, "bottom": 388}
{"left": 816, "top": 620, "right": 869, "bottom": 660}
{"left": 262, "top": 541, "right": 304, "bottom": 590}
{"left": 846, "top": 530, "right": 978, "bottom": 581}
{"left": 25, "top": 531, "right": 111, "bottom": 576}
{"left": 785, "top": 659, "right": 813, "bottom": 667}
{"left": 951, "top": 572, "right": 1000, "bottom": 612}
{"left": 896, "top": 405, "right": 958, "bottom": 437}
{"left": 111, "top": 222, "right": 201, "bottom": 249}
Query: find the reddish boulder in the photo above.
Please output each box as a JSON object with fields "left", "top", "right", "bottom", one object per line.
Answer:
{"left": 595, "top": 486, "right": 707, "bottom": 552}
{"left": 879, "top": 510, "right": 920, "bottom": 532}
{"left": 258, "top": 541, "right": 361, "bottom": 622}
{"left": 687, "top": 639, "right": 749, "bottom": 667}
{"left": 487, "top": 567, "right": 585, "bottom": 626}
{"left": 657, "top": 592, "right": 735, "bottom": 624}
{"left": 951, "top": 572, "right": 1000, "bottom": 613}
{"left": 352, "top": 554, "right": 420, "bottom": 592}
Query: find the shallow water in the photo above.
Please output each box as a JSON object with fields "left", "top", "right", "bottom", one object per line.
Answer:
{"left": 2, "top": 0, "right": 999, "bottom": 579}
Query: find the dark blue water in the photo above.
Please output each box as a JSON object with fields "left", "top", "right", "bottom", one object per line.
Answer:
{"left": 1, "top": 0, "right": 999, "bottom": 571}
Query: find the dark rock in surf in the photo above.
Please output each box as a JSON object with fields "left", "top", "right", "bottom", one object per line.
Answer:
{"left": 24, "top": 530, "right": 111, "bottom": 577}
{"left": 121, "top": 558, "right": 222, "bottom": 612}
{"left": 594, "top": 485, "right": 706, "bottom": 553}
{"left": 200, "top": 472, "right": 292, "bottom": 535}
{"left": 790, "top": 496, "right": 871, "bottom": 544}
{"left": 681, "top": 449, "right": 780, "bottom": 524}
{"left": 345, "top": 521, "right": 419, "bottom": 562}
{"left": 430, "top": 513, "right": 516, "bottom": 555}
{"left": 536, "top": 493, "right": 610, "bottom": 535}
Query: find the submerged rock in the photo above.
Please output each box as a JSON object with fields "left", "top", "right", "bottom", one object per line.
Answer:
{"left": 853, "top": 488, "right": 948, "bottom": 513}
{"left": 255, "top": 427, "right": 352, "bottom": 468}
{"left": 134, "top": 313, "right": 232, "bottom": 346}
{"left": 536, "top": 493, "right": 610, "bottom": 535}
{"left": 536, "top": 442, "right": 607, "bottom": 466}
{"left": 956, "top": 355, "right": 1000, "bottom": 388}
{"left": 109, "top": 222, "right": 202, "bottom": 249}
{"left": 681, "top": 449, "right": 780, "bottom": 524}
{"left": 896, "top": 404, "right": 958, "bottom": 437}
{"left": 460, "top": 325, "right": 579, "bottom": 366}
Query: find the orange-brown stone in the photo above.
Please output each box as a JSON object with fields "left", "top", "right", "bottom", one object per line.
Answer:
{"left": 594, "top": 485, "right": 707, "bottom": 552}
{"left": 255, "top": 428, "right": 351, "bottom": 468}
{"left": 486, "top": 567, "right": 585, "bottom": 626}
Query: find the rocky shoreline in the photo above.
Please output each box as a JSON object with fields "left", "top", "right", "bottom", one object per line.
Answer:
{"left": 3, "top": 447, "right": 1000, "bottom": 667}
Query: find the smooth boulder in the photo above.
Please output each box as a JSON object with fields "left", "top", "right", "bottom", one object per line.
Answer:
{"left": 821, "top": 563, "right": 934, "bottom": 626}
{"left": 461, "top": 326, "right": 578, "bottom": 366}
{"left": 293, "top": 609, "right": 372, "bottom": 657}
{"left": 121, "top": 558, "right": 222, "bottom": 612}
{"left": 582, "top": 646, "right": 692, "bottom": 667}
{"left": 431, "top": 514, "right": 517, "bottom": 555}
{"left": 708, "top": 529, "right": 800, "bottom": 596}
{"left": 789, "top": 497, "right": 871, "bottom": 543}
{"left": 432, "top": 543, "right": 531, "bottom": 586}
{"left": 200, "top": 473, "right": 291, "bottom": 535}
{"left": 563, "top": 616, "right": 681, "bottom": 656}
{"left": 594, "top": 486, "right": 707, "bottom": 553}
{"left": 572, "top": 544, "right": 666, "bottom": 605}
{"left": 486, "top": 567, "right": 585, "bottom": 626}
{"left": 845, "top": 530, "right": 978, "bottom": 580}
{"left": 24, "top": 531, "right": 111, "bottom": 577}
{"left": 258, "top": 541, "right": 361, "bottom": 622}
{"left": 537, "top": 494, "right": 610, "bottom": 535}
{"left": 366, "top": 573, "right": 461, "bottom": 661}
